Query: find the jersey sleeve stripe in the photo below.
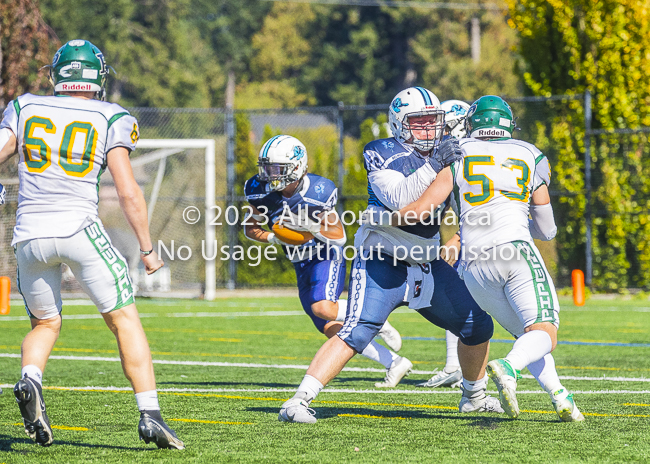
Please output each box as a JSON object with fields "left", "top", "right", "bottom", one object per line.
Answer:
{"left": 107, "top": 112, "right": 130, "bottom": 128}
{"left": 535, "top": 154, "right": 545, "bottom": 165}
{"left": 13, "top": 99, "right": 21, "bottom": 117}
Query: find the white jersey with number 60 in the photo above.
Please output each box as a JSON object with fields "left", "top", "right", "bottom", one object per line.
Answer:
{"left": 450, "top": 137, "right": 551, "bottom": 258}
{"left": 0, "top": 93, "right": 139, "bottom": 245}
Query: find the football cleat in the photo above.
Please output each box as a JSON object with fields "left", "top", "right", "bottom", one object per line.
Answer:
{"left": 552, "top": 390, "right": 585, "bottom": 422}
{"left": 278, "top": 398, "right": 317, "bottom": 424}
{"left": 487, "top": 358, "right": 521, "bottom": 419}
{"left": 14, "top": 375, "right": 53, "bottom": 446}
{"left": 417, "top": 367, "right": 462, "bottom": 388}
{"left": 138, "top": 410, "right": 185, "bottom": 450}
{"left": 377, "top": 321, "right": 402, "bottom": 352}
{"left": 458, "top": 386, "right": 504, "bottom": 413}
{"left": 375, "top": 356, "right": 413, "bottom": 388}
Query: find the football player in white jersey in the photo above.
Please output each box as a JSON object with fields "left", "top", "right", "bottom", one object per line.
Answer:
{"left": 391, "top": 95, "right": 584, "bottom": 422}
{"left": 0, "top": 40, "right": 185, "bottom": 448}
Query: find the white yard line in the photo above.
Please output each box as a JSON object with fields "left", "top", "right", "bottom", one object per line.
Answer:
{"left": 1, "top": 353, "right": 649, "bottom": 382}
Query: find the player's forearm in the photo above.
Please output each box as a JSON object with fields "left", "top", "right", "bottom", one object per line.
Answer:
{"left": 244, "top": 224, "right": 272, "bottom": 243}
{"left": 0, "top": 129, "right": 17, "bottom": 165}
{"left": 369, "top": 163, "right": 437, "bottom": 210}
{"left": 118, "top": 190, "right": 153, "bottom": 250}
{"left": 529, "top": 203, "right": 557, "bottom": 241}
{"left": 395, "top": 167, "right": 454, "bottom": 220}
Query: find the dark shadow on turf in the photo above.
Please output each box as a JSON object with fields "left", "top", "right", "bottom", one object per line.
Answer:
{"left": 248, "top": 406, "right": 471, "bottom": 421}
{"left": 158, "top": 381, "right": 297, "bottom": 388}
{"left": 0, "top": 434, "right": 154, "bottom": 452}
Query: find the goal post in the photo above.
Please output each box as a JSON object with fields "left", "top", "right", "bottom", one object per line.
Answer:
{"left": 136, "top": 139, "right": 217, "bottom": 301}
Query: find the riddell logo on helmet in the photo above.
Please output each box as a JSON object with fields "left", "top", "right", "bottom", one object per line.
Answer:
{"left": 60, "top": 83, "right": 93, "bottom": 91}
{"left": 477, "top": 129, "right": 507, "bottom": 137}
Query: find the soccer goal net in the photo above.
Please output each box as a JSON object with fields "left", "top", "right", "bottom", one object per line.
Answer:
{"left": 0, "top": 139, "right": 219, "bottom": 301}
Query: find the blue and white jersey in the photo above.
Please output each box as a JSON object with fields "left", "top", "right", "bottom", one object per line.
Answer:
{"left": 356, "top": 137, "right": 449, "bottom": 264}
{"left": 244, "top": 173, "right": 338, "bottom": 262}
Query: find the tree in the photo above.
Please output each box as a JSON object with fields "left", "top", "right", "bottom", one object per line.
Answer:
{"left": 0, "top": 0, "right": 54, "bottom": 105}
{"left": 40, "top": 0, "right": 224, "bottom": 107}
{"left": 507, "top": 0, "right": 650, "bottom": 289}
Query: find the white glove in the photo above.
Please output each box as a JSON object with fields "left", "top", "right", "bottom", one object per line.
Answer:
{"left": 279, "top": 210, "right": 322, "bottom": 234}
{"left": 0, "top": 183, "right": 5, "bottom": 205}
{"left": 266, "top": 233, "right": 286, "bottom": 245}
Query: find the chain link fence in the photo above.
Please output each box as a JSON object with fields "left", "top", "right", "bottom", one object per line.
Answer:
{"left": 2, "top": 94, "right": 650, "bottom": 295}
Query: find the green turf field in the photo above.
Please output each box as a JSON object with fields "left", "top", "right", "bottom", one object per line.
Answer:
{"left": 1, "top": 296, "right": 649, "bottom": 463}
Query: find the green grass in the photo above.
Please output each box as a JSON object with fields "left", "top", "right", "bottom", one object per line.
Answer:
{"left": 1, "top": 296, "right": 649, "bottom": 463}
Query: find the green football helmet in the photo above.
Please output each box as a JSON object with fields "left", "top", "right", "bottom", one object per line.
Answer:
{"left": 50, "top": 40, "right": 109, "bottom": 100}
{"left": 465, "top": 95, "right": 515, "bottom": 139}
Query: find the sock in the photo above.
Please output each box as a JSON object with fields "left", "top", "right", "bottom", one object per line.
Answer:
{"left": 293, "top": 375, "right": 324, "bottom": 403}
{"left": 505, "top": 330, "right": 553, "bottom": 371}
{"left": 361, "top": 340, "right": 398, "bottom": 369}
{"left": 335, "top": 299, "right": 347, "bottom": 322}
{"left": 135, "top": 390, "right": 160, "bottom": 411}
{"left": 444, "top": 331, "right": 460, "bottom": 372}
{"left": 21, "top": 365, "right": 43, "bottom": 386}
{"left": 462, "top": 373, "right": 488, "bottom": 393}
{"left": 527, "top": 353, "right": 566, "bottom": 400}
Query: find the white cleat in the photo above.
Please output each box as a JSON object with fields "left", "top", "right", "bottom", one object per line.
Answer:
{"left": 278, "top": 398, "right": 317, "bottom": 424}
{"left": 458, "top": 387, "right": 504, "bottom": 413}
{"left": 378, "top": 321, "right": 402, "bottom": 352}
{"left": 552, "top": 390, "right": 585, "bottom": 422}
{"left": 486, "top": 358, "right": 520, "bottom": 419}
{"left": 375, "top": 356, "right": 413, "bottom": 388}
{"left": 417, "top": 367, "right": 462, "bottom": 388}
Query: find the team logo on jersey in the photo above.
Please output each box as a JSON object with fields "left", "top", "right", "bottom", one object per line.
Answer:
{"left": 391, "top": 98, "right": 409, "bottom": 113}
{"left": 130, "top": 123, "right": 140, "bottom": 143}
{"left": 381, "top": 141, "right": 395, "bottom": 150}
{"left": 314, "top": 184, "right": 324, "bottom": 197}
{"left": 291, "top": 146, "right": 306, "bottom": 160}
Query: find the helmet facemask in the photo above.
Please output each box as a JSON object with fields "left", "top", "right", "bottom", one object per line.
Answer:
{"left": 403, "top": 110, "right": 446, "bottom": 152}
{"left": 258, "top": 159, "right": 303, "bottom": 192}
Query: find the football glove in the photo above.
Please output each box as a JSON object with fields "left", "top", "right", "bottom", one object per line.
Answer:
{"left": 0, "top": 183, "right": 5, "bottom": 205}
{"left": 429, "top": 138, "right": 462, "bottom": 173}
{"left": 278, "top": 210, "right": 322, "bottom": 235}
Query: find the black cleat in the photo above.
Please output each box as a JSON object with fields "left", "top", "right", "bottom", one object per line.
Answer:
{"left": 138, "top": 410, "right": 185, "bottom": 450}
{"left": 14, "top": 376, "right": 53, "bottom": 447}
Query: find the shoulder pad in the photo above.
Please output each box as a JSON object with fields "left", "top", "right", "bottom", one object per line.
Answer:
{"left": 304, "top": 174, "right": 337, "bottom": 208}
{"left": 244, "top": 175, "right": 268, "bottom": 200}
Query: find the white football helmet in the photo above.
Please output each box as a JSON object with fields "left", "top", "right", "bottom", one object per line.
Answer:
{"left": 441, "top": 100, "right": 471, "bottom": 139}
{"left": 258, "top": 135, "right": 308, "bottom": 192}
{"left": 388, "top": 87, "right": 445, "bottom": 152}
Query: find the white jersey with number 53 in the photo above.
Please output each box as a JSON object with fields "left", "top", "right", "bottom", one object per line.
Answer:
{"left": 0, "top": 93, "right": 139, "bottom": 245}
{"left": 450, "top": 138, "right": 551, "bottom": 256}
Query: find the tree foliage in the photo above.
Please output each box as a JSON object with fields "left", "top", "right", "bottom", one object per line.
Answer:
{"left": 0, "top": 0, "right": 54, "bottom": 105}
{"left": 508, "top": 0, "right": 650, "bottom": 289}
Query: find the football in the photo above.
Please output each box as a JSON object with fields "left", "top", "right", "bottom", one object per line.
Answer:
{"left": 272, "top": 222, "right": 314, "bottom": 246}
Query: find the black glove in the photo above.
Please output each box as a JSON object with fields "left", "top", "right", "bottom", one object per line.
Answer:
{"left": 429, "top": 138, "right": 462, "bottom": 173}
{"left": 0, "top": 183, "right": 5, "bottom": 205}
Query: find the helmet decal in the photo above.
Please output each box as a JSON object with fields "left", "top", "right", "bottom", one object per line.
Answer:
{"left": 450, "top": 104, "right": 467, "bottom": 116}
{"left": 391, "top": 98, "right": 409, "bottom": 113}
{"left": 291, "top": 146, "right": 306, "bottom": 160}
